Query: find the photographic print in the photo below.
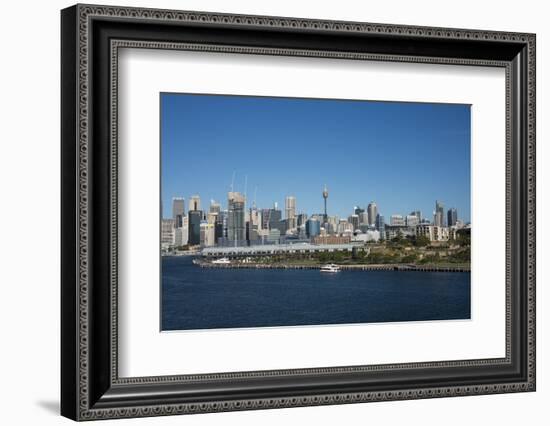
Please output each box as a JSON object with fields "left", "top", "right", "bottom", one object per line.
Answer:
{"left": 160, "top": 93, "right": 472, "bottom": 331}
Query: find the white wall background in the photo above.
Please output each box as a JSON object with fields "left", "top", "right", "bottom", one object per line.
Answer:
{"left": 0, "top": 0, "right": 546, "bottom": 424}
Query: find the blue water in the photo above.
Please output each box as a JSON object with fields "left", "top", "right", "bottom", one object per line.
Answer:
{"left": 161, "top": 256, "right": 471, "bottom": 331}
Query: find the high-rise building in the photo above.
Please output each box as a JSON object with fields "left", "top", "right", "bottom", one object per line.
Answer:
{"left": 161, "top": 219, "right": 175, "bottom": 247}
{"left": 348, "top": 214, "right": 360, "bottom": 230}
{"left": 209, "top": 200, "right": 221, "bottom": 214}
{"left": 172, "top": 197, "right": 185, "bottom": 228}
{"left": 405, "top": 214, "right": 419, "bottom": 227}
{"left": 359, "top": 211, "right": 370, "bottom": 226}
{"left": 200, "top": 220, "right": 216, "bottom": 247}
{"left": 411, "top": 210, "right": 422, "bottom": 222}
{"left": 297, "top": 213, "right": 308, "bottom": 227}
{"left": 190, "top": 195, "right": 201, "bottom": 211}
{"left": 227, "top": 192, "right": 246, "bottom": 243}
{"left": 354, "top": 206, "right": 365, "bottom": 216}
{"left": 188, "top": 210, "right": 202, "bottom": 245}
{"left": 174, "top": 217, "right": 188, "bottom": 247}
{"left": 375, "top": 214, "right": 385, "bottom": 240}
{"left": 435, "top": 200, "right": 445, "bottom": 227}
{"left": 306, "top": 218, "right": 321, "bottom": 238}
{"left": 268, "top": 204, "right": 283, "bottom": 233}
{"left": 261, "top": 208, "right": 271, "bottom": 230}
{"left": 367, "top": 202, "right": 378, "bottom": 226}
{"left": 215, "top": 210, "right": 227, "bottom": 243}
{"left": 285, "top": 196, "right": 297, "bottom": 231}
{"left": 337, "top": 219, "right": 354, "bottom": 235}
{"left": 390, "top": 214, "right": 405, "bottom": 226}
{"left": 247, "top": 206, "right": 262, "bottom": 242}
{"left": 447, "top": 208, "right": 458, "bottom": 227}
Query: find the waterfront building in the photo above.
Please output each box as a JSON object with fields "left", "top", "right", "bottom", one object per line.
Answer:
{"left": 313, "top": 235, "right": 351, "bottom": 245}
{"left": 390, "top": 214, "right": 405, "bottom": 226}
{"left": 267, "top": 228, "right": 281, "bottom": 244}
{"left": 227, "top": 191, "right": 246, "bottom": 244}
{"left": 174, "top": 223, "right": 189, "bottom": 247}
{"left": 200, "top": 220, "right": 216, "bottom": 247}
{"left": 190, "top": 195, "right": 201, "bottom": 211}
{"left": 385, "top": 224, "right": 415, "bottom": 240}
{"left": 435, "top": 200, "right": 445, "bottom": 227}
{"left": 306, "top": 218, "right": 321, "bottom": 238}
{"left": 214, "top": 210, "right": 227, "bottom": 243}
{"left": 188, "top": 210, "right": 203, "bottom": 245}
{"left": 367, "top": 201, "right": 378, "bottom": 226}
{"left": 416, "top": 224, "right": 452, "bottom": 242}
{"left": 201, "top": 241, "right": 365, "bottom": 258}
{"left": 447, "top": 208, "right": 458, "bottom": 227}
{"left": 172, "top": 197, "right": 185, "bottom": 228}
{"left": 352, "top": 230, "right": 380, "bottom": 243}
{"left": 161, "top": 218, "right": 175, "bottom": 247}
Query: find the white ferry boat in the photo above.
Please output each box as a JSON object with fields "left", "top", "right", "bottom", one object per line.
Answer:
{"left": 211, "top": 257, "right": 231, "bottom": 265}
{"left": 320, "top": 264, "right": 341, "bottom": 273}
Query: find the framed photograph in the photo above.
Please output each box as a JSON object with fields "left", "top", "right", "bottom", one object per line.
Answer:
{"left": 61, "top": 4, "right": 536, "bottom": 421}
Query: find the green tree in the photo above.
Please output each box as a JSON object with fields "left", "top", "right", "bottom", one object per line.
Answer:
{"left": 414, "top": 235, "right": 430, "bottom": 247}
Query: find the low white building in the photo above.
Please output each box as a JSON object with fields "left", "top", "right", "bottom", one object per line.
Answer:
{"left": 416, "top": 224, "right": 455, "bottom": 242}
{"left": 352, "top": 230, "right": 380, "bottom": 243}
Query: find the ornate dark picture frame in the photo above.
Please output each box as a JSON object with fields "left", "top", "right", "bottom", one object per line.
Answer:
{"left": 61, "top": 4, "right": 536, "bottom": 421}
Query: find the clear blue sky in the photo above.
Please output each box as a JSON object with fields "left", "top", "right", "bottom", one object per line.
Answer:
{"left": 161, "top": 93, "right": 471, "bottom": 222}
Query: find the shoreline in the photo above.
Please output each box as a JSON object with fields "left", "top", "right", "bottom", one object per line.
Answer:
{"left": 193, "top": 260, "right": 470, "bottom": 273}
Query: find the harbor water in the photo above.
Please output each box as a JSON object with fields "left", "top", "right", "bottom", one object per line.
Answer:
{"left": 162, "top": 256, "right": 471, "bottom": 331}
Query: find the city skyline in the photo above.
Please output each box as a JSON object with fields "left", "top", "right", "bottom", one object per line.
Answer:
{"left": 161, "top": 93, "right": 471, "bottom": 222}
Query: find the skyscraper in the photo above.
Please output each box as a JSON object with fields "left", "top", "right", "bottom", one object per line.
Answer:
{"left": 447, "top": 208, "right": 458, "bottom": 227}
{"left": 267, "top": 203, "right": 283, "bottom": 233}
{"left": 285, "top": 196, "right": 297, "bottom": 230}
{"left": 190, "top": 195, "right": 201, "bottom": 211}
{"left": 367, "top": 201, "right": 378, "bottom": 226}
{"left": 348, "top": 214, "right": 360, "bottom": 230}
{"left": 375, "top": 214, "right": 385, "bottom": 239}
{"left": 161, "top": 218, "right": 175, "bottom": 247}
{"left": 248, "top": 206, "right": 262, "bottom": 242}
{"left": 306, "top": 218, "right": 321, "bottom": 238}
{"left": 188, "top": 210, "right": 202, "bottom": 245}
{"left": 434, "top": 200, "right": 445, "bottom": 227}
{"left": 209, "top": 200, "right": 221, "bottom": 214}
{"left": 172, "top": 197, "right": 185, "bottom": 228}
{"left": 227, "top": 192, "right": 246, "bottom": 243}
{"left": 390, "top": 214, "right": 405, "bottom": 226}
